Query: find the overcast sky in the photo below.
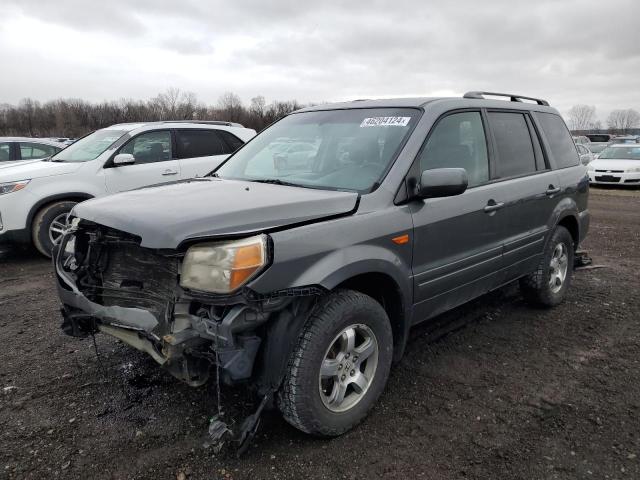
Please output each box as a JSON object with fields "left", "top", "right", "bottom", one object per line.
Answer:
{"left": 1, "top": 0, "right": 638, "bottom": 121}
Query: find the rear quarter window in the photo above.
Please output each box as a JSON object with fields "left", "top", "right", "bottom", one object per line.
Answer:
{"left": 536, "top": 113, "right": 580, "bottom": 169}
{"left": 217, "top": 130, "right": 245, "bottom": 152}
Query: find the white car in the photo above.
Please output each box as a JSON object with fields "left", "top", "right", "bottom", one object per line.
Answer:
{"left": 0, "top": 137, "right": 67, "bottom": 168}
{"left": 587, "top": 144, "right": 640, "bottom": 186}
{"left": 0, "top": 121, "right": 255, "bottom": 256}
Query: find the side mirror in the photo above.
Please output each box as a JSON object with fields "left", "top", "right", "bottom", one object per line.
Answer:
{"left": 113, "top": 153, "right": 135, "bottom": 166}
{"left": 417, "top": 168, "right": 468, "bottom": 199}
{"left": 580, "top": 154, "right": 591, "bottom": 166}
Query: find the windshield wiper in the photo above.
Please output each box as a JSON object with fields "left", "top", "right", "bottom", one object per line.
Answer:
{"left": 249, "top": 178, "right": 304, "bottom": 187}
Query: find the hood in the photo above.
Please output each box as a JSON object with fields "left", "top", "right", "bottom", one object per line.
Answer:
{"left": 0, "top": 159, "right": 40, "bottom": 170}
{"left": 0, "top": 159, "right": 83, "bottom": 181}
{"left": 590, "top": 158, "right": 640, "bottom": 171}
{"left": 72, "top": 178, "right": 359, "bottom": 249}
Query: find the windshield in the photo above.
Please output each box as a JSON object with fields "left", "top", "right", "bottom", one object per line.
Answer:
{"left": 215, "top": 108, "right": 420, "bottom": 192}
{"left": 51, "top": 129, "right": 127, "bottom": 162}
{"left": 598, "top": 146, "right": 640, "bottom": 160}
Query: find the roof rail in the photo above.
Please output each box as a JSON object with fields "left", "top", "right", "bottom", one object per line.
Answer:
{"left": 463, "top": 91, "right": 549, "bottom": 106}
{"left": 158, "top": 120, "right": 245, "bottom": 127}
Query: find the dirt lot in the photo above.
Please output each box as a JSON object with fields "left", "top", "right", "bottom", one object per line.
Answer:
{"left": 1, "top": 187, "right": 639, "bottom": 480}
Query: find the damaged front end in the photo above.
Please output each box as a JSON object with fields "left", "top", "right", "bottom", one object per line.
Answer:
{"left": 54, "top": 219, "right": 320, "bottom": 392}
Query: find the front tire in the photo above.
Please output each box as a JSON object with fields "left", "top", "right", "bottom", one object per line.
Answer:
{"left": 278, "top": 289, "right": 393, "bottom": 437}
{"left": 520, "top": 225, "right": 574, "bottom": 307}
{"left": 32, "top": 201, "right": 76, "bottom": 257}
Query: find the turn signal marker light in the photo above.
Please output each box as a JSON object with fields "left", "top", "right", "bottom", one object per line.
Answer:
{"left": 391, "top": 234, "right": 409, "bottom": 245}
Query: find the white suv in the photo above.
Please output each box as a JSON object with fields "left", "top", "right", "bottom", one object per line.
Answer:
{"left": 0, "top": 121, "right": 255, "bottom": 256}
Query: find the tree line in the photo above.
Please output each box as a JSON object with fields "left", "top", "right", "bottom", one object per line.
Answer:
{"left": 566, "top": 104, "right": 640, "bottom": 134}
{"left": 0, "top": 88, "right": 305, "bottom": 138}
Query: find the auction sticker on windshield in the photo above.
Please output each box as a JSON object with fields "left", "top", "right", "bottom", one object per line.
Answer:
{"left": 360, "top": 117, "right": 411, "bottom": 127}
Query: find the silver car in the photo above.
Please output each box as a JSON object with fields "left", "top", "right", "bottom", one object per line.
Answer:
{"left": 0, "top": 137, "right": 67, "bottom": 167}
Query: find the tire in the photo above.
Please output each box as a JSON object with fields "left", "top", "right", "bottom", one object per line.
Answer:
{"left": 32, "top": 201, "right": 76, "bottom": 258}
{"left": 520, "top": 225, "right": 574, "bottom": 307}
{"left": 278, "top": 289, "right": 393, "bottom": 437}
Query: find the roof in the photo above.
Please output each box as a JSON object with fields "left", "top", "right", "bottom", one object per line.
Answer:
{"left": 295, "top": 92, "right": 556, "bottom": 114}
{"left": 107, "top": 120, "right": 248, "bottom": 131}
{"left": 296, "top": 97, "right": 439, "bottom": 112}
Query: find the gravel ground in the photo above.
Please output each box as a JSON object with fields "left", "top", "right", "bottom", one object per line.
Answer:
{"left": 1, "top": 187, "right": 639, "bottom": 480}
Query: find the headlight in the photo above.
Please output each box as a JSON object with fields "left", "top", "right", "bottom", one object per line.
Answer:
{"left": 626, "top": 166, "right": 640, "bottom": 173}
{"left": 180, "top": 234, "right": 268, "bottom": 294}
{"left": 0, "top": 180, "right": 30, "bottom": 195}
{"left": 587, "top": 164, "right": 595, "bottom": 171}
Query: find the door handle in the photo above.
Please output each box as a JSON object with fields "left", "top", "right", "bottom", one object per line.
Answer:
{"left": 546, "top": 185, "right": 561, "bottom": 195}
{"left": 162, "top": 169, "right": 178, "bottom": 176}
{"left": 483, "top": 201, "right": 505, "bottom": 213}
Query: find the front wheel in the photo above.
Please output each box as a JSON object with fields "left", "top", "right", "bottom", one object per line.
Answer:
{"left": 278, "top": 290, "right": 393, "bottom": 436}
{"left": 520, "top": 225, "right": 574, "bottom": 307}
{"left": 32, "top": 201, "right": 76, "bottom": 257}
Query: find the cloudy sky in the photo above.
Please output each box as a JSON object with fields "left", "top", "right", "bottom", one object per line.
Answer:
{"left": 1, "top": 0, "right": 638, "bottom": 121}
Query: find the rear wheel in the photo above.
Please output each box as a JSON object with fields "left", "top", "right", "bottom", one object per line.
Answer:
{"left": 520, "top": 225, "right": 574, "bottom": 307}
{"left": 32, "top": 201, "right": 76, "bottom": 257}
{"left": 278, "top": 289, "right": 393, "bottom": 436}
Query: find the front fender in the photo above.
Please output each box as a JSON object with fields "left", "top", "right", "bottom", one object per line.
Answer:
{"left": 249, "top": 207, "right": 415, "bottom": 309}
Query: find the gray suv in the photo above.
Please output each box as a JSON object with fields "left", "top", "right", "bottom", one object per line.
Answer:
{"left": 54, "top": 92, "right": 589, "bottom": 446}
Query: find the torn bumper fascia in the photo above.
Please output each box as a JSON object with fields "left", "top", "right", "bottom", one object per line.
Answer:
{"left": 54, "top": 230, "right": 268, "bottom": 383}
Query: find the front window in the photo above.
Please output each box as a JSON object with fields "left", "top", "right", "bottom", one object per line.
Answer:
{"left": 119, "top": 130, "right": 172, "bottom": 164}
{"left": 598, "top": 146, "right": 640, "bottom": 160}
{"left": 215, "top": 108, "right": 420, "bottom": 192}
{"left": 51, "top": 129, "right": 127, "bottom": 162}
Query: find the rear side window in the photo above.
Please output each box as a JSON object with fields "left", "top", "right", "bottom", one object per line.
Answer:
{"left": 19, "top": 142, "right": 59, "bottom": 160}
{"left": 0, "top": 142, "right": 11, "bottom": 161}
{"left": 536, "top": 113, "right": 580, "bottom": 169}
{"left": 487, "top": 112, "right": 536, "bottom": 178}
{"left": 177, "top": 130, "right": 229, "bottom": 159}
{"left": 419, "top": 111, "right": 489, "bottom": 187}
{"left": 217, "top": 130, "right": 245, "bottom": 152}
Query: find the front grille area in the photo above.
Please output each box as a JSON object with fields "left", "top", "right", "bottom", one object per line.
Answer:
{"left": 595, "top": 175, "right": 621, "bottom": 183}
{"left": 595, "top": 169, "right": 624, "bottom": 173}
{"left": 76, "top": 227, "right": 180, "bottom": 323}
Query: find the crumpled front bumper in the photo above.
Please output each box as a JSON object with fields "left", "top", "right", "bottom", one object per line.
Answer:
{"left": 53, "top": 231, "right": 265, "bottom": 384}
{"left": 54, "top": 234, "right": 160, "bottom": 335}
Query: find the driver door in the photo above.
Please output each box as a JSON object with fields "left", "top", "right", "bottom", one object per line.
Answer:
{"left": 103, "top": 130, "right": 180, "bottom": 193}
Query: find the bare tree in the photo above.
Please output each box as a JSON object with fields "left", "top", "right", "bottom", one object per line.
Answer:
{"left": 0, "top": 91, "right": 304, "bottom": 137}
{"left": 607, "top": 109, "right": 640, "bottom": 134}
{"left": 567, "top": 105, "right": 596, "bottom": 131}
{"left": 217, "top": 92, "right": 244, "bottom": 123}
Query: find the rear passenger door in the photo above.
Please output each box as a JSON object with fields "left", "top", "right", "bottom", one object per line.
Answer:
{"left": 485, "top": 110, "right": 560, "bottom": 282}
{"left": 176, "top": 129, "right": 235, "bottom": 179}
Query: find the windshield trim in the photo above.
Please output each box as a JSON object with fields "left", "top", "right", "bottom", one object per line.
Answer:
{"left": 210, "top": 106, "right": 424, "bottom": 194}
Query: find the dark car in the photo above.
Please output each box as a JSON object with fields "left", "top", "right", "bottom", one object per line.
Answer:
{"left": 54, "top": 91, "right": 589, "bottom": 447}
